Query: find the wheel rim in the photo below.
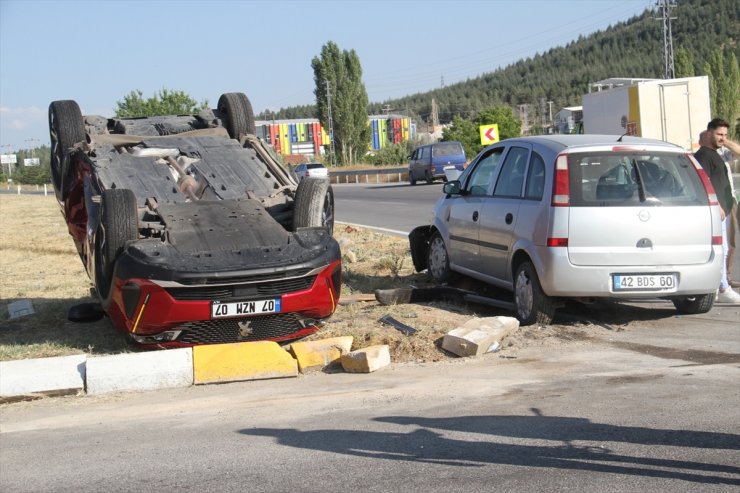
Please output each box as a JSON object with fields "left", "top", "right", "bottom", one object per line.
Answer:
{"left": 428, "top": 236, "right": 447, "bottom": 279}
{"left": 515, "top": 269, "right": 534, "bottom": 319}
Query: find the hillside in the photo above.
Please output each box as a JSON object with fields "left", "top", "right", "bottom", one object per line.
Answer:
{"left": 265, "top": 0, "right": 738, "bottom": 126}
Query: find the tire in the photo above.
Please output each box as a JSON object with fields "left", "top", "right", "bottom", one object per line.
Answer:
{"left": 514, "top": 261, "right": 555, "bottom": 325}
{"left": 217, "top": 92, "right": 256, "bottom": 139}
{"left": 672, "top": 294, "right": 714, "bottom": 314}
{"left": 293, "top": 177, "right": 335, "bottom": 235}
{"left": 48, "top": 100, "right": 85, "bottom": 201}
{"left": 425, "top": 170, "right": 434, "bottom": 185}
{"left": 409, "top": 170, "right": 416, "bottom": 186}
{"left": 94, "top": 189, "right": 138, "bottom": 304}
{"left": 427, "top": 232, "right": 457, "bottom": 284}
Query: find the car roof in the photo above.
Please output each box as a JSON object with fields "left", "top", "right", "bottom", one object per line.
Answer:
{"left": 494, "top": 134, "right": 684, "bottom": 152}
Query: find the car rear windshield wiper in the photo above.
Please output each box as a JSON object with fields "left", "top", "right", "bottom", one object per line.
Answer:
{"left": 630, "top": 158, "right": 647, "bottom": 203}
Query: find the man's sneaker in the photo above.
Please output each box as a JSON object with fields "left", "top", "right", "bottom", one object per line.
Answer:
{"left": 716, "top": 287, "right": 740, "bottom": 304}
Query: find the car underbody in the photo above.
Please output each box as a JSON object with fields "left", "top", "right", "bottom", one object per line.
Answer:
{"left": 49, "top": 94, "right": 341, "bottom": 347}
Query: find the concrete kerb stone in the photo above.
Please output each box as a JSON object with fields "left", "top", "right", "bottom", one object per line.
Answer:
{"left": 0, "top": 354, "right": 86, "bottom": 397}
{"left": 288, "top": 336, "right": 353, "bottom": 372}
{"left": 86, "top": 348, "right": 193, "bottom": 395}
{"left": 340, "top": 345, "right": 391, "bottom": 373}
{"left": 192, "top": 341, "right": 298, "bottom": 384}
{"left": 442, "top": 316, "right": 520, "bottom": 357}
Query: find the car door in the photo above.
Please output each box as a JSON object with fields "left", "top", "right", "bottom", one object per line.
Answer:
{"left": 444, "top": 146, "right": 505, "bottom": 272}
{"left": 477, "top": 144, "right": 532, "bottom": 281}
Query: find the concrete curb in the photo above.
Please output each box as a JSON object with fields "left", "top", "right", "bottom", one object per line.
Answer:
{"left": 86, "top": 349, "right": 193, "bottom": 395}
{"left": 0, "top": 336, "right": 374, "bottom": 399}
{"left": 0, "top": 354, "right": 86, "bottom": 397}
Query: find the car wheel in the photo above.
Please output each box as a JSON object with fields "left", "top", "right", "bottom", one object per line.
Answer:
{"left": 293, "top": 177, "right": 335, "bottom": 235}
{"left": 48, "top": 100, "right": 85, "bottom": 201}
{"left": 427, "top": 232, "right": 457, "bottom": 283}
{"left": 94, "top": 189, "right": 138, "bottom": 304}
{"left": 672, "top": 294, "right": 714, "bottom": 314}
{"left": 409, "top": 170, "right": 416, "bottom": 186}
{"left": 425, "top": 171, "right": 434, "bottom": 185}
{"left": 217, "top": 92, "right": 256, "bottom": 139}
{"left": 514, "top": 261, "right": 555, "bottom": 325}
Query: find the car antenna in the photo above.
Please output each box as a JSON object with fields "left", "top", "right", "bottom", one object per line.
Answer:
{"left": 617, "top": 132, "right": 629, "bottom": 142}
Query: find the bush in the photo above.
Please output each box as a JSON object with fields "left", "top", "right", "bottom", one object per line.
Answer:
{"left": 363, "top": 143, "right": 411, "bottom": 166}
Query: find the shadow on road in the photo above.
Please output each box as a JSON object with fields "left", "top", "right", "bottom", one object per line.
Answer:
{"left": 239, "top": 409, "right": 740, "bottom": 485}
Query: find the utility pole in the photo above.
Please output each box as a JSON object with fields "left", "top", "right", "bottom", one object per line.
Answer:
{"left": 655, "top": 0, "right": 676, "bottom": 79}
{"left": 431, "top": 98, "right": 439, "bottom": 132}
{"left": 547, "top": 101, "right": 554, "bottom": 126}
{"left": 325, "top": 80, "right": 336, "bottom": 166}
{"left": 25, "top": 138, "right": 40, "bottom": 158}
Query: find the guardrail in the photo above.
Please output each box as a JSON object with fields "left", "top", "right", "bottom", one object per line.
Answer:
{"left": 328, "top": 167, "right": 409, "bottom": 185}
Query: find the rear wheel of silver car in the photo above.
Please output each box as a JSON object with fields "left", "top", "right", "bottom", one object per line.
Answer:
{"left": 514, "top": 261, "right": 555, "bottom": 326}
{"left": 427, "top": 232, "right": 456, "bottom": 284}
{"left": 94, "top": 189, "right": 139, "bottom": 304}
{"left": 672, "top": 294, "right": 714, "bottom": 314}
{"left": 293, "top": 177, "right": 334, "bottom": 235}
{"left": 48, "top": 100, "right": 85, "bottom": 201}
{"left": 217, "top": 92, "right": 256, "bottom": 139}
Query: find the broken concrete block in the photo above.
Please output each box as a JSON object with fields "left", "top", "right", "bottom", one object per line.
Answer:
{"left": 340, "top": 345, "right": 391, "bottom": 373}
{"left": 8, "top": 300, "right": 34, "bottom": 319}
{"left": 442, "top": 316, "right": 519, "bottom": 357}
{"left": 289, "top": 336, "right": 353, "bottom": 372}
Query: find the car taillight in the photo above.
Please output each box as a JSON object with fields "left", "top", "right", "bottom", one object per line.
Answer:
{"left": 712, "top": 236, "right": 723, "bottom": 246}
{"left": 547, "top": 237, "right": 569, "bottom": 247}
{"left": 551, "top": 153, "right": 569, "bottom": 206}
{"left": 688, "top": 153, "right": 719, "bottom": 206}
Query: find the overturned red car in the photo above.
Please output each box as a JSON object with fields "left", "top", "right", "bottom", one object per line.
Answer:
{"left": 49, "top": 93, "right": 340, "bottom": 347}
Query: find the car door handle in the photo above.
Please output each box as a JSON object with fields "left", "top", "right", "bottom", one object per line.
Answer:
{"left": 505, "top": 213, "right": 513, "bottom": 224}
{"left": 472, "top": 211, "right": 479, "bottom": 222}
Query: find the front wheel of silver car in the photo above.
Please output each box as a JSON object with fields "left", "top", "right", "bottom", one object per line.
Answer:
{"left": 427, "top": 232, "right": 457, "bottom": 284}
{"left": 514, "top": 261, "right": 555, "bottom": 326}
{"left": 672, "top": 293, "right": 714, "bottom": 314}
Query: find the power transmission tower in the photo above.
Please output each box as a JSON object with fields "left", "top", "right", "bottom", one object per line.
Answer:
{"left": 655, "top": 0, "right": 677, "bottom": 79}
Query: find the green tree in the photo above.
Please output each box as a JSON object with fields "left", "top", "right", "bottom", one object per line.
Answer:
{"left": 443, "top": 106, "right": 522, "bottom": 157}
{"left": 702, "top": 49, "right": 740, "bottom": 138}
{"left": 442, "top": 116, "right": 480, "bottom": 158}
{"left": 674, "top": 47, "right": 695, "bottom": 77}
{"left": 115, "top": 89, "right": 208, "bottom": 117}
{"left": 312, "top": 41, "right": 371, "bottom": 165}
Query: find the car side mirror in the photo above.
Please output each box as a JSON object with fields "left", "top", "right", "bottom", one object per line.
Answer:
{"left": 443, "top": 180, "right": 462, "bottom": 195}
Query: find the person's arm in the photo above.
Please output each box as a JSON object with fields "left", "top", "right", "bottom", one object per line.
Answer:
{"left": 724, "top": 138, "right": 740, "bottom": 156}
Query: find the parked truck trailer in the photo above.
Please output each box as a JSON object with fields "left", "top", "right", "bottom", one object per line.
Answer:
{"left": 582, "top": 76, "right": 711, "bottom": 151}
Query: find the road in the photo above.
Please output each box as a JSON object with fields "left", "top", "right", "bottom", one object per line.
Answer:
{"left": 333, "top": 181, "right": 443, "bottom": 235}
{"left": 1, "top": 300, "right": 739, "bottom": 492}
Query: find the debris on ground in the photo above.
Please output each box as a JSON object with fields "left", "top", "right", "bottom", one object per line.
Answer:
{"left": 379, "top": 315, "right": 418, "bottom": 335}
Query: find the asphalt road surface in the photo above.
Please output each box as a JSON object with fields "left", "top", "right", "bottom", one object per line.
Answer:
{"left": 1, "top": 301, "right": 739, "bottom": 492}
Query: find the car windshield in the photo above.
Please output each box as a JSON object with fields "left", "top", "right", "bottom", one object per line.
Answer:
{"left": 432, "top": 142, "right": 463, "bottom": 157}
{"left": 567, "top": 151, "right": 708, "bottom": 207}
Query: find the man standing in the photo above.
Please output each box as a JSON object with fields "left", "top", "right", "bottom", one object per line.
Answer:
{"left": 695, "top": 118, "right": 740, "bottom": 303}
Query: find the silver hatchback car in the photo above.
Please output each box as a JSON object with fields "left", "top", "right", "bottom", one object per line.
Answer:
{"left": 409, "top": 135, "right": 723, "bottom": 325}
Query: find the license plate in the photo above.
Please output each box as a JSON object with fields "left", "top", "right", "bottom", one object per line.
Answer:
{"left": 211, "top": 298, "right": 281, "bottom": 319}
{"left": 612, "top": 274, "right": 677, "bottom": 291}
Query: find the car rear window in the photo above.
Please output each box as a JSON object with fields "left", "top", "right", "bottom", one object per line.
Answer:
{"left": 306, "top": 163, "right": 325, "bottom": 170}
{"left": 567, "top": 151, "right": 708, "bottom": 207}
{"left": 432, "top": 142, "right": 464, "bottom": 157}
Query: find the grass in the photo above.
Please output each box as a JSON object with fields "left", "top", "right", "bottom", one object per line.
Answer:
{"left": 0, "top": 194, "right": 475, "bottom": 363}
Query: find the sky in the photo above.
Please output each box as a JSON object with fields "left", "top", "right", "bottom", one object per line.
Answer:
{"left": 0, "top": 0, "right": 654, "bottom": 153}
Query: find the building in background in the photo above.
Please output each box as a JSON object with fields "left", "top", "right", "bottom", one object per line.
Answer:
{"left": 554, "top": 106, "right": 583, "bottom": 134}
{"left": 255, "top": 115, "right": 414, "bottom": 159}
